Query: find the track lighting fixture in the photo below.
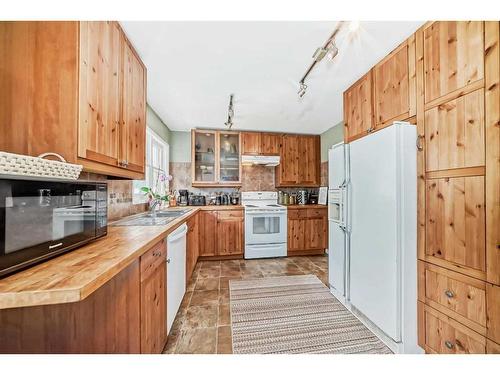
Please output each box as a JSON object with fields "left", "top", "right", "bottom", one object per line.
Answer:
{"left": 224, "top": 94, "right": 235, "bottom": 129}
{"left": 297, "top": 22, "right": 345, "bottom": 98}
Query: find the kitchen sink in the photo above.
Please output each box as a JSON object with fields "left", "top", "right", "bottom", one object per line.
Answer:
{"left": 112, "top": 209, "right": 190, "bottom": 226}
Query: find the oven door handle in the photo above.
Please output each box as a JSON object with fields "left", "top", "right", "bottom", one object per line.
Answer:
{"left": 245, "top": 210, "right": 286, "bottom": 215}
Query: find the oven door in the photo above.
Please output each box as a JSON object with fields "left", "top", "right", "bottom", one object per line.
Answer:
{"left": 244, "top": 210, "right": 286, "bottom": 245}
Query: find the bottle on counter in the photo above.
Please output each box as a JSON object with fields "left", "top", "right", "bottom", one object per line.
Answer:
{"left": 283, "top": 192, "right": 290, "bottom": 205}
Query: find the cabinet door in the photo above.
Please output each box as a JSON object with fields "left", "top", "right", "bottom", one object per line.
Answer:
{"left": 217, "top": 211, "right": 244, "bottom": 256}
{"left": 277, "top": 134, "right": 299, "bottom": 186}
{"left": 424, "top": 21, "right": 484, "bottom": 103}
{"left": 425, "top": 176, "right": 486, "bottom": 278}
{"left": 199, "top": 210, "right": 217, "bottom": 257}
{"left": 373, "top": 43, "right": 410, "bottom": 126}
{"left": 287, "top": 210, "right": 305, "bottom": 252}
{"left": 344, "top": 71, "right": 374, "bottom": 142}
{"left": 140, "top": 264, "right": 166, "bottom": 354}
{"left": 260, "top": 133, "right": 281, "bottom": 155}
{"left": 78, "top": 21, "right": 121, "bottom": 167}
{"left": 0, "top": 21, "right": 79, "bottom": 163}
{"left": 121, "top": 38, "right": 146, "bottom": 173}
{"left": 425, "top": 89, "right": 485, "bottom": 171}
{"left": 219, "top": 131, "right": 241, "bottom": 184}
{"left": 192, "top": 130, "right": 217, "bottom": 184}
{"left": 241, "top": 132, "right": 261, "bottom": 155}
{"left": 306, "top": 209, "right": 327, "bottom": 249}
{"left": 297, "top": 136, "right": 320, "bottom": 186}
{"left": 186, "top": 214, "right": 199, "bottom": 280}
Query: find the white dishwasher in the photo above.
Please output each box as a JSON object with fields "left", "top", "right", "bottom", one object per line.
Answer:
{"left": 166, "top": 223, "right": 187, "bottom": 334}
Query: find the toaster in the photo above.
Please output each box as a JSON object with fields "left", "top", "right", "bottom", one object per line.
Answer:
{"left": 188, "top": 195, "right": 206, "bottom": 206}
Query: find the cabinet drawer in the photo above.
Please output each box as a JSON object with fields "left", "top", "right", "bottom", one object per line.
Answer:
{"left": 422, "top": 303, "right": 486, "bottom": 354}
{"left": 288, "top": 209, "right": 307, "bottom": 220}
{"left": 307, "top": 208, "right": 327, "bottom": 219}
{"left": 420, "top": 262, "right": 486, "bottom": 332}
{"left": 217, "top": 210, "right": 243, "bottom": 220}
{"left": 140, "top": 239, "right": 166, "bottom": 282}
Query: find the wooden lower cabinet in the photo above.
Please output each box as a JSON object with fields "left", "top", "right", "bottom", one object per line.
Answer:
{"left": 0, "top": 260, "right": 141, "bottom": 353}
{"left": 198, "top": 209, "right": 244, "bottom": 258}
{"left": 287, "top": 208, "right": 327, "bottom": 255}
{"left": 139, "top": 241, "right": 167, "bottom": 354}
{"left": 186, "top": 213, "right": 200, "bottom": 280}
{"left": 419, "top": 302, "right": 486, "bottom": 354}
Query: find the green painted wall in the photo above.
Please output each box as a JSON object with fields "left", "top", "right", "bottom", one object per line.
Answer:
{"left": 170, "top": 131, "right": 191, "bottom": 162}
{"left": 146, "top": 105, "right": 171, "bottom": 143}
{"left": 320, "top": 121, "right": 344, "bottom": 162}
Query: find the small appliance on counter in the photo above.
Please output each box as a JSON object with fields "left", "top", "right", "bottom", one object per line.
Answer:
{"left": 0, "top": 177, "right": 107, "bottom": 278}
{"left": 229, "top": 192, "right": 240, "bottom": 205}
{"left": 188, "top": 195, "right": 206, "bottom": 206}
{"left": 308, "top": 193, "right": 319, "bottom": 204}
{"left": 178, "top": 189, "right": 189, "bottom": 206}
{"left": 296, "top": 190, "right": 309, "bottom": 205}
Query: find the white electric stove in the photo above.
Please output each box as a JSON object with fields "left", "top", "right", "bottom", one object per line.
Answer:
{"left": 241, "top": 191, "right": 287, "bottom": 259}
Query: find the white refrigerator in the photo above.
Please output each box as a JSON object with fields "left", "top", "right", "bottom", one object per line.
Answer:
{"left": 327, "top": 122, "right": 421, "bottom": 354}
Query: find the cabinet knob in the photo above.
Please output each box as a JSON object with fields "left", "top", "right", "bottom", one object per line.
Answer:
{"left": 166, "top": 258, "right": 171, "bottom": 264}
{"left": 416, "top": 135, "right": 424, "bottom": 151}
{"left": 444, "top": 340, "right": 455, "bottom": 350}
{"left": 444, "top": 290, "right": 454, "bottom": 298}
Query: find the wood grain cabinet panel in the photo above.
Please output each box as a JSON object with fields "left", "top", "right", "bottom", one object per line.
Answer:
{"left": 422, "top": 303, "right": 486, "bottom": 354}
{"left": 298, "top": 136, "right": 320, "bottom": 186}
{"left": 199, "top": 210, "right": 217, "bottom": 257}
{"left": 344, "top": 71, "right": 374, "bottom": 142}
{"left": 241, "top": 132, "right": 261, "bottom": 155}
{"left": 140, "top": 258, "right": 166, "bottom": 354}
{"left": 424, "top": 21, "right": 484, "bottom": 103}
{"left": 277, "top": 134, "right": 299, "bottom": 185}
{"left": 486, "top": 283, "right": 500, "bottom": 345}
{"left": 420, "top": 262, "right": 486, "bottom": 332}
{"left": 0, "top": 21, "right": 79, "bottom": 163}
{"left": 425, "top": 89, "right": 485, "bottom": 171}
{"left": 217, "top": 211, "right": 244, "bottom": 256}
{"left": 287, "top": 213, "right": 305, "bottom": 252}
{"left": 373, "top": 43, "right": 410, "bottom": 126}
{"left": 288, "top": 208, "right": 327, "bottom": 254}
{"left": 120, "top": 38, "right": 146, "bottom": 173}
{"left": 425, "top": 176, "right": 486, "bottom": 277}
{"left": 260, "top": 133, "right": 281, "bottom": 155}
{"left": 78, "top": 21, "right": 121, "bottom": 167}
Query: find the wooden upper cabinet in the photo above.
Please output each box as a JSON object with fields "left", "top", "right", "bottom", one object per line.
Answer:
{"left": 241, "top": 132, "right": 261, "bottom": 155}
{"left": 78, "top": 21, "right": 121, "bottom": 167}
{"left": 298, "top": 136, "right": 320, "bottom": 186}
{"left": 0, "top": 21, "right": 79, "bottom": 163}
{"left": 121, "top": 38, "right": 146, "bottom": 173}
{"left": 425, "top": 89, "right": 485, "bottom": 171}
{"left": 277, "top": 134, "right": 299, "bottom": 186}
{"left": 217, "top": 211, "right": 244, "bottom": 256}
{"left": 260, "top": 133, "right": 281, "bottom": 155}
{"left": 373, "top": 40, "right": 411, "bottom": 127}
{"left": 344, "top": 71, "right": 374, "bottom": 142}
{"left": 423, "top": 21, "right": 484, "bottom": 103}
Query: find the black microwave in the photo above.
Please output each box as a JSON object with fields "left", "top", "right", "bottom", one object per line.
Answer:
{"left": 0, "top": 178, "right": 107, "bottom": 278}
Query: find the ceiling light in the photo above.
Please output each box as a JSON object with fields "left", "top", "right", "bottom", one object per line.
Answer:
{"left": 326, "top": 41, "right": 339, "bottom": 61}
{"left": 224, "top": 94, "right": 235, "bottom": 129}
{"left": 349, "top": 21, "right": 360, "bottom": 33}
{"left": 298, "top": 82, "right": 308, "bottom": 98}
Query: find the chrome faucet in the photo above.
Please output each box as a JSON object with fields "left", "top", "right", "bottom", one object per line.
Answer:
{"left": 149, "top": 198, "right": 162, "bottom": 219}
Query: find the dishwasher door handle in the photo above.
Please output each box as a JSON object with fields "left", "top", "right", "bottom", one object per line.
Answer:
{"left": 167, "top": 223, "right": 188, "bottom": 244}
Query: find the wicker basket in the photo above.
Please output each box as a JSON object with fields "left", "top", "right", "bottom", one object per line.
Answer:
{"left": 0, "top": 151, "right": 83, "bottom": 180}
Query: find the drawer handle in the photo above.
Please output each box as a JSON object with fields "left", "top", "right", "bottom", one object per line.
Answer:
{"left": 153, "top": 251, "right": 162, "bottom": 257}
{"left": 444, "top": 290, "right": 454, "bottom": 298}
{"left": 416, "top": 135, "right": 424, "bottom": 151}
{"left": 444, "top": 340, "right": 455, "bottom": 350}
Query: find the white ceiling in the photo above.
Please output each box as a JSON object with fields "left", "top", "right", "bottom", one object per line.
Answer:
{"left": 120, "top": 21, "right": 424, "bottom": 134}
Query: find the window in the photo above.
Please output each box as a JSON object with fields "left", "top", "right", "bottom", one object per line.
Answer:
{"left": 133, "top": 128, "right": 170, "bottom": 204}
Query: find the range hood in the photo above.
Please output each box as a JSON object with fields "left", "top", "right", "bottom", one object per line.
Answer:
{"left": 241, "top": 155, "right": 280, "bottom": 167}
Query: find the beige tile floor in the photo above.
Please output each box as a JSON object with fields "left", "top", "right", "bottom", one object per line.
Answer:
{"left": 163, "top": 255, "right": 328, "bottom": 354}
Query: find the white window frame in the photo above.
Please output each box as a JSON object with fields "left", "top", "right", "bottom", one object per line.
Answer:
{"left": 133, "top": 128, "right": 169, "bottom": 204}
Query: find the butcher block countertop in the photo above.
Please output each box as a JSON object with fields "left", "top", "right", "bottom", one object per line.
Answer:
{"left": 0, "top": 207, "right": 199, "bottom": 310}
{"left": 286, "top": 204, "right": 328, "bottom": 209}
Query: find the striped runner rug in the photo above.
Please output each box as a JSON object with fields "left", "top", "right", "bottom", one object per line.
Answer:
{"left": 229, "top": 274, "right": 392, "bottom": 354}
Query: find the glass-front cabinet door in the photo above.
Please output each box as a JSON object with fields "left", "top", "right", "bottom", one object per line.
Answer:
{"left": 192, "top": 130, "right": 217, "bottom": 184}
{"left": 218, "top": 131, "right": 241, "bottom": 184}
